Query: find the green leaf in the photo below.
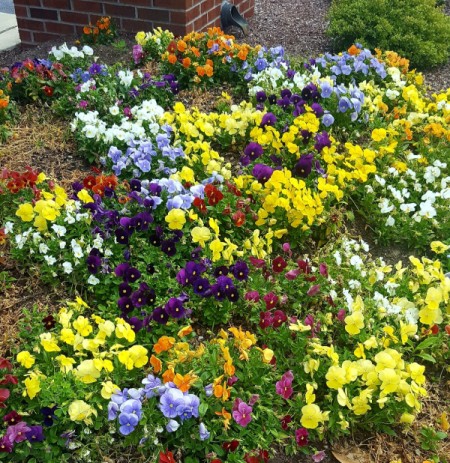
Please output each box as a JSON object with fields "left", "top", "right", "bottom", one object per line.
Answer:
{"left": 380, "top": 425, "right": 397, "bottom": 436}
{"left": 436, "top": 431, "right": 448, "bottom": 440}
{"left": 418, "top": 353, "right": 436, "bottom": 363}
{"left": 415, "top": 336, "right": 440, "bottom": 351}
{"left": 199, "top": 402, "right": 209, "bottom": 416}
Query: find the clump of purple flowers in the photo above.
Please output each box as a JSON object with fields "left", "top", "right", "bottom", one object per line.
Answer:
{"left": 108, "top": 376, "right": 208, "bottom": 440}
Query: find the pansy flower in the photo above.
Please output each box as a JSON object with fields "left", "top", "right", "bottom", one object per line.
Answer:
{"left": 41, "top": 406, "right": 57, "bottom": 426}
{"left": 3, "top": 411, "right": 22, "bottom": 426}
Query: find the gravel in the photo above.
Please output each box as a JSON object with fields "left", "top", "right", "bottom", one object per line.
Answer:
{"left": 245, "top": 0, "right": 333, "bottom": 59}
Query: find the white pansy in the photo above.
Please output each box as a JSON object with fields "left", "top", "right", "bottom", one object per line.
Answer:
{"left": 118, "top": 70, "right": 134, "bottom": 87}
{"left": 62, "top": 262, "right": 73, "bottom": 274}
{"left": 39, "top": 243, "right": 49, "bottom": 254}
{"left": 385, "top": 216, "right": 395, "bottom": 226}
{"left": 374, "top": 174, "right": 386, "bottom": 186}
{"left": 400, "top": 203, "right": 416, "bottom": 213}
{"left": 15, "top": 234, "right": 27, "bottom": 249}
{"left": 350, "top": 255, "right": 363, "bottom": 270}
{"left": 4, "top": 222, "right": 13, "bottom": 234}
{"left": 424, "top": 166, "right": 441, "bottom": 183}
{"left": 52, "top": 224, "right": 67, "bottom": 237}
{"left": 83, "top": 125, "right": 98, "bottom": 139}
{"left": 433, "top": 160, "right": 446, "bottom": 168}
{"left": 82, "top": 45, "right": 94, "bottom": 55}
{"left": 93, "top": 235, "right": 104, "bottom": 249}
{"left": 109, "top": 106, "right": 120, "bottom": 116}
{"left": 419, "top": 201, "right": 436, "bottom": 218}
{"left": 44, "top": 255, "right": 56, "bottom": 265}
{"left": 385, "top": 89, "right": 399, "bottom": 100}
{"left": 65, "top": 214, "right": 76, "bottom": 224}
{"left": 421, "top": 190, "right": 436, "bottom": 203}
{"left": 87, "top": 275, "right": 100, "bottom": 285}
{"left": 348, "top": 279, "right": 361, "bottom": 289}
{"left": 379, "top": 198, "right": 394, "bottom": 214}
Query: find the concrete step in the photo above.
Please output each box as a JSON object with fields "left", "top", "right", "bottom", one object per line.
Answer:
{"left": 0, "top": 13, "right": 21, "bottom": 51}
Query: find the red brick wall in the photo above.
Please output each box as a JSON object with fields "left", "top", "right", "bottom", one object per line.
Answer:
{"left": 13, "top": 0, "right": 255, "bottom": 47}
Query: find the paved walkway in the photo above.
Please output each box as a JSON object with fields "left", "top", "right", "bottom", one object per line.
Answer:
{"left": 0, "top": 0, "right": 20, "bottom": 52}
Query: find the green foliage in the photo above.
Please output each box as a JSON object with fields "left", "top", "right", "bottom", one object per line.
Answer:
{"left": 419, "top": 426, "right": 448, "bottom": 451}
{"left": 327, "top": 0, "right": 450, "bottom": 69}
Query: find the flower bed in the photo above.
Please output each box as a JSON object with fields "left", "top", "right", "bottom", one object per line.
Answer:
{"left": 0, "top": 26, "right": 449, "bottom": 463}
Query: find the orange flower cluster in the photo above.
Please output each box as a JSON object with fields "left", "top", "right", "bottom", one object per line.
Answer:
{"left": 0, "top": 91, "right": 9, "bottom": 109}
{"left": 82, "top": 17, "right": 115, "bottom": 44}
{"left": 161, "top": 27, "right": 256, "bottom": 86}
{"left": 82, "top": 172, "right": 118, "bottom": 197}
{"left": 375, "top": 48, "right": 410, "bottom": 73}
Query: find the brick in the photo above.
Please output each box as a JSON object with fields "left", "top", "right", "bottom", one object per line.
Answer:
{"left": 13, "top": 5, "right": 28, "bottom": 17}
{"left": 14, "top": 0, "right": 41, "bottom": 6}
{"left": 89, "top": 14, "right": 108, "bottom": 24}
{"left": 60, "top": 11, "right": 90, "bottom": 24}
{"left": 16, "top": 17, "right": 45, "bottom": 31}
{"left": 72, "top": 0, "right": 104, "bottom": 14}
{"left": 30, "top": 7, "right": 59, "bottom": 20}
{"left": 104, "top": 3, "right": 136, "bottom": 18}
{"left": 41, "top": 0, "right": 70, "bottom": 8}
{"left": 45, "top": 21, "right": 76, "bottom": 34}
{"left": 153, "top": 0, "right": 188, "bottom": 9}
{"left": 191, "top": 15, "right": 208, "bottom": 31}
{"left": 120, "top": 18, "right": 152, "bottom": 32}
{"left": 18, "top": 29, "right": 33, "bottom": 42}
{"left": 125, "top": 0, "right": 153, "bottom": 5}
{"left": 34, "top": 32, "right": 59, "bottom": 42}
{"left": 206, "top": 5, "right": 220, "bottom": 22}
{"left": 138, "top": 8, "right": 170, "bottom": 22}
{"left": 200, "top": 0, "right": 214, "bottom": 14}
{"left": 170, "top": 11, "right": 187, "bottom": 25}
{"left": 185, "top": 4, "right": 201, "bottom": 22}
{"left": 185, "top": 22, "right": 194, "bottom": 33}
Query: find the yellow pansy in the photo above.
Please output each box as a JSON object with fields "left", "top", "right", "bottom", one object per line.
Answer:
{"left": 23, "top": 374, "right": 41, "bottom": 399}
{"left": 344, "top": 311, "right": 365, "bottom": 335}
{"left": 16, "top": 351, "right": 35, "bottom": 369}
{"left": 430, "top": 241, "right": 449, "bottom": 254}
{"left": 72, "top": 316, "right": 93, "bottom": 337}
{"left": 77, "top": 189, "right": 94, "bottom": 203}
{"left": 400, "top": 412, "right": 415, "bottom": 425}
{"left": 16, "top": 203, "right": 35, "bottom": 222}
{"left": 55, "top": 355, "right": 76, "bottom": 373}
{"left": 115, "top": 319, "right": 135, "bottom": 343}
{"left": 371, "top": 128, "right": 387, "bottom": 142}
{"left": 165, "top": 208, "right": 186, "bottom": 230}
{"left": 60, "top": 328, "right": 75, "bottom": 345}
{"left": 300, "top": 404, "right": 323, "bottom": 429}
{"left": 68, "top": 400, "right": 96, "bottom": 425}
{"left": 378, "top": 368, "right": 400, "bottom": 394}
{"left": 40, "top": 333, "right": 61, "bottom": 352}
{"left": 326, "top": 365, "right": 347, "bottom": 389}
{"left": 191, "top": 226, "right": 211, "bottom": 247}
{"left": 101, "top": 381, "right": 120, "bottom": 400}
{"left": 74, "top": 359, "right": 101, "bottom": 383}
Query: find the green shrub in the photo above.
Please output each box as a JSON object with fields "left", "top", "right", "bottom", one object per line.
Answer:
{"left": 327, "top": 0, "right": 450, "bottom": 69}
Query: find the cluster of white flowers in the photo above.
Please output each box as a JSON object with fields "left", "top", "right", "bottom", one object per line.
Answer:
{"left": 376, "top": 159, "right": 449, "bottom": 227}
{"left": 249, "top": 65, "right": 292, "bottom": 96}
{"left": 72, "top": 99, "right": 165, "bottom": 145}
{"left": 50, "top": 43, "right": 94, "bottom": 60}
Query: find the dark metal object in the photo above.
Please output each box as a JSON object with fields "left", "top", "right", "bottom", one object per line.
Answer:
{"left": 220, "top": 1, "right": 249, "bottom": 35}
